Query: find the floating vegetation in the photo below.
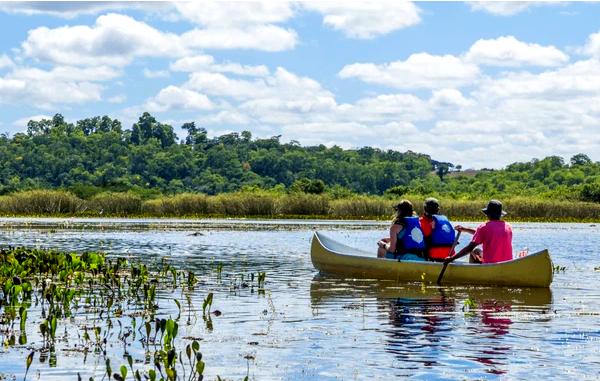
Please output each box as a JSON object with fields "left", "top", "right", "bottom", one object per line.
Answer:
{"left": 553, "top": 265, "right": 567, "bottom": 273}
{"left": 462, "top": 298, "right": 477, "bottom": 317}
{"left": 0, "top": 246, "right": 267, "bottom": 380}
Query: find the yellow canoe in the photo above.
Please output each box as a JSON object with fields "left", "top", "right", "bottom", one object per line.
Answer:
{"left": 310, "top": 232, "right": 553, "bottom": 288}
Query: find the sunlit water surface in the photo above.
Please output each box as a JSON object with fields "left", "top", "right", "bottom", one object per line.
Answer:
{"left": 0, "top": 218, "right": 599, "bottom": 380}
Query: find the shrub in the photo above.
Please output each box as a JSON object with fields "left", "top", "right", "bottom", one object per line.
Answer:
{"left": 580, "top": 182, "right": 600, "bottom": 203}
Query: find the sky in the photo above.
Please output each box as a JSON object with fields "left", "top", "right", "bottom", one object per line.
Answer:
{"left": 0, "top": 1, "right": 600, "bottom": 169}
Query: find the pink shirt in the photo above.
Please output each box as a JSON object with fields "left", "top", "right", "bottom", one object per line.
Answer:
{"left": 472, "top": 220, "right": 513, "bottom": 263}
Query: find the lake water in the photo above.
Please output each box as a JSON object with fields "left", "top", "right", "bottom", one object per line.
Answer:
{"left": 0, "top": 218, "right": 599, "bottom": 380}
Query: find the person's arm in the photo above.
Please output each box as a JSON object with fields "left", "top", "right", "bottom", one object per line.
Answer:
{"left": 385, "top": 224, "right": 401, "bottom": 252}
{"left": 445, "top": 241, "right": 479, "bottom": 263}
{"left": 455, "top": 225, "right": 476, "bottom": 235}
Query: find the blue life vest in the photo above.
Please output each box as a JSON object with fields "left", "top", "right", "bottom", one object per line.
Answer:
{"left": 395, "top": 216, "right": 426, "bottom": 254}
{"left": 430, "top": 214, "right": 455, "bottom": 246}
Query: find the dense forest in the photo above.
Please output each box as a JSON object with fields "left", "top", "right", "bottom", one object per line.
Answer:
{"left": 0, "top": 113, "right": 599, "bottom": 203}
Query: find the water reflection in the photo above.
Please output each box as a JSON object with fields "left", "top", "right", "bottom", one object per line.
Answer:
{"left": 310, "top": 276, "right": 553, "bottom": 376}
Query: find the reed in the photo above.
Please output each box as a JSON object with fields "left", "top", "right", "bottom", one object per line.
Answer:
{"left": 0, "top": 189, "right": 83, "bottom": 215}
{"left": 277, "top": 193, "right": 330, "bottom": 216}
{"left": 89, "top": 192, "right": 142, "bottom": 215}
{"left": 330, "top": 196, "right": 393, "bottom": 218}
{"left": 215, "top": 192, "right": 278, "bottom": 216}
{"left": 0, "top": 189, "right": 598, "bottom": 221}
{"left": 142, "top": 193, "right": 211, "bottom": 215}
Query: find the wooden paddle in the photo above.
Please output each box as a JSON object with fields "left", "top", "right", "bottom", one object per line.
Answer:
{"left": 436, "top": 230, "right": 462, "bottom": 285}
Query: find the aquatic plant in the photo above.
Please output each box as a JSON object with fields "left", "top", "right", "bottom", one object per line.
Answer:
{"left": 553, "top": 265, "right": 567, "bottom": 273}
{"left": 0, "top": 245, "right": 267, "bottom": 380}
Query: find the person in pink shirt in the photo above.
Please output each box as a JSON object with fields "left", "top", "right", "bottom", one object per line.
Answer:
{"left": 448, "top": 200, "right": 513, "bottom": 264}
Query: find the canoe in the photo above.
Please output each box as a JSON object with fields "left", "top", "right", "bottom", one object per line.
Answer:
{"left": 310, "top": 231, "right": 553, "bottom": 288}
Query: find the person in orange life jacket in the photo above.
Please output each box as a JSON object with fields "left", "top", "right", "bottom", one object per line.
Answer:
{"left": 377, "top": 200, "right": 426, "bottom": 261}
{"left": 447, "top": 200, "right": 513, "bottom": 265}
{"left": 419, "top": 197, "right": 456, "bottom": 262}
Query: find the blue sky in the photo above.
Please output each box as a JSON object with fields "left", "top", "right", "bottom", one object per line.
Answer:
{"left": 1, "top": 1, "right": 600, "bottom": 168}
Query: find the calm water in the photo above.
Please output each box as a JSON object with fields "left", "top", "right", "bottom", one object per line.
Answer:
{"left": 1, "top": 218, "right": 599, "bottom": 380}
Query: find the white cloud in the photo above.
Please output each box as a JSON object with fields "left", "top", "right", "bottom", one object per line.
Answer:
{"left": 0, "top": 54, "right": 13, "bottom": 69}
{"left": 185, "top": 67, "right": 333, "bottom": 102}
{"left": 339, "top": 53, "right": 481, "bottom": 89}
{"left": 476, "top": 59, "right": 600, "bottom": 99}
{"left": 198, "top": 110, "right": 252, "bottom": 126}
{"left": 175, "top": 1, "right": 297, "bottom": 51}
{"left": 22, "top": 13, "right": 188, "bottom": 67}
{"left": 345, "top": 94, "right": 431, "bottom": 123}
{"left": 10, "top": 66, "right": 121, "bottom": 82}
{"left": 281, "top": 121, "right": 422, "bottom": 150}
{"left": 171, "top": 55, "right": 269, "bottom": 76}
{"left": 0, "top": 66, "right": 118, "bottom": 108}
{"left": 304, "top": 1, "right": 421, "bottom": 39}
{"left": 175, "top": 1, "right": 294, "bottom": 28}
{"left": 143, "top": 68, "right": 170, "bottom": 79}
{"left": 185, "top": 72, "right": 266, "bottom": 100}
{"left": 181, "top": 25, "right": 297, "bottom": 52}
{"left": 465, "top": 36, "right": 569, "bottom": 67}
{"left": 12, "top": 114, "right": 53, "bottom": 129}
{"left": 0, "top": 2, "right": 126, "bottom": 18}
{"left": 212, "top": 62, "right": 270, "bottom": 77}
{"left": 22, "top": 12, "right": 296, "bottom": 69}
{"left": 582, "top": 30, "right": 600, "bottom": 58}
{"left": 144, "top": 86, "right": 214, "bottom": 112}
{"left": 468, "top": 1, "right": 536, "bottom": 16}
{"left": 170, "top": 55, "right": 215, "bottom": 71}
{"left": 0, "top": 2, "right": 169, "bottom": 18}
{"left": 429, "top": 89, "right": 474, "bottom": 108}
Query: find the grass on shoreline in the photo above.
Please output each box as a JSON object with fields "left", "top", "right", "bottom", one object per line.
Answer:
{"left": 0, "top": 189, "right": 599, "bottom": 222}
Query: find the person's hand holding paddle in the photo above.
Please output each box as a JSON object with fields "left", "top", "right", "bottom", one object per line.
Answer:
{"left": 437, "top": 230, "right": 462, "bottom": 285}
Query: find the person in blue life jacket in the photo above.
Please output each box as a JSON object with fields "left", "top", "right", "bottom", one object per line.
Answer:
{"left": 377, "top": 200, "right": 427, "bottom": 261}
{"left": 419, "top": 198, "right": 456, "bottom": 262}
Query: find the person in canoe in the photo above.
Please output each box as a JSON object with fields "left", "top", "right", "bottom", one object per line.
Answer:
{"left": 377, "top": 200, "right": 426, "bottom": 261}
{"left": 419, "top": 197, "right": 456, "bottom": 262}
{"left": 449, "top": 200, "right": 513, "bottom": 264}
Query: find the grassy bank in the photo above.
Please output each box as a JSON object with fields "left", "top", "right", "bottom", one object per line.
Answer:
{"left": 0, "top": 189, "right": 599, "bottom": 222}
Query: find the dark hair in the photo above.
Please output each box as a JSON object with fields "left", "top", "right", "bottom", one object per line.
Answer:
{"left": 393, "top": 200, "right": 414, "bottom": 224}
{"left": 423, "top": 197, "right": 440, "bottom": 216}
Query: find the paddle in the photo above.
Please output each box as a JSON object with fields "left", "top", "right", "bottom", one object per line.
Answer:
{"left": 436, "top": 230, "right": 462, "bottom": 286}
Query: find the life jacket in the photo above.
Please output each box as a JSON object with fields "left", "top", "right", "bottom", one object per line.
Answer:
{"left": 430, "top": 215, "right": 455, "bottom": 246}
{"left": 427, "top": 214, "right": 455, "bottom": 260}
{"left": 395, "top": 216, "right": 425, "bottom": 256}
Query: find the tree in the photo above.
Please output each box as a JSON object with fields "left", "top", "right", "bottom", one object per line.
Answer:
{"left": 290, "top": 178, "right": 325, "bottom": 194}
{"left": 182, "top": 122, "right": 207, "bottom": 146}
{"left": 131, "top": 112, "right": 176, "bottom": 148}
{"left": 436, "top": 163, "right": 451, "bottom": 181}
{"left": 570, "top": 153, "right": 592, "bottom": 166}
